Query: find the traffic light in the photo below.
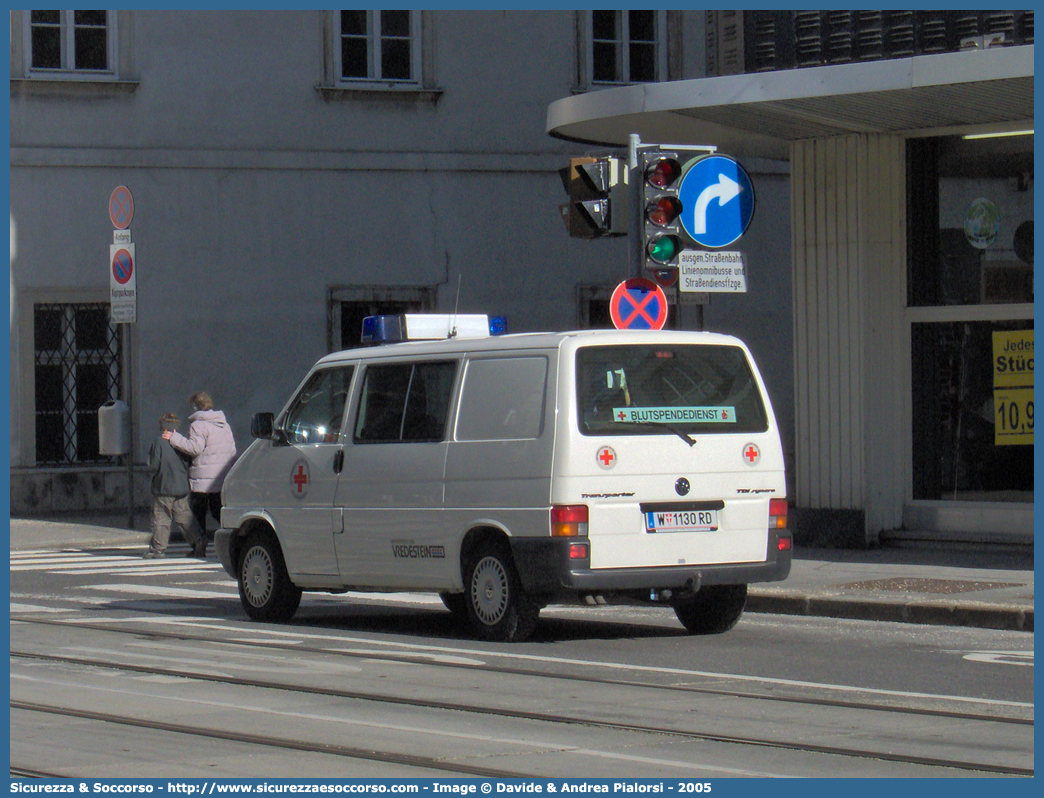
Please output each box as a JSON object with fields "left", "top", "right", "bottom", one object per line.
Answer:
{"left": 559, "top": 156, "right": 629, "bottom": 238}
{"left": 641, "top": 153, "right": 685, "bottom": 267}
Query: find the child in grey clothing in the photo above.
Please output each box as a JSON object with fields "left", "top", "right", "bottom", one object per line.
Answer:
{"left": 144, "top": 412, "right": 206, "bottom": 558}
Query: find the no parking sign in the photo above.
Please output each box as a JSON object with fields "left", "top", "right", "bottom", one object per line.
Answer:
{"left": 110, "top": 244, "right": 137, "bottom": 323}
{"left": 109, "top": 185, "right": 134, "bottom": 230}
{"left": 609, "top": 278, "right": 669, "bottom": 330}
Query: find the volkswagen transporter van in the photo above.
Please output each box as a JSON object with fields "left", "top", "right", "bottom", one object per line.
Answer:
{"left": 216, "top": 316, "right": 791, "bottom": 642}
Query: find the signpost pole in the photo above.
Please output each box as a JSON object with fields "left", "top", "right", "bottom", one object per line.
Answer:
{"left": 109, "top": 185, "right": 137, "bottom": 530}
{"left": 123, "top": 323, "right": 135, "bottom": 530}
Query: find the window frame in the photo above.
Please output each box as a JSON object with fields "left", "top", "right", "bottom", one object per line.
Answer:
{"left": 584, "top": 9, "right": 667, "bottom": 87}
{"left": 575, "top": 344, "right": 770, "bottom": 437}
{"left": 455, "top": 356, "right": 550, "bottom": 442}
{"left": 353, "top": 360, "right": 458, "bottom": 444}
{"left": 334, "top": 9, "right": 423, "bottom": 87}
{"left": 279, "top": 366, "right": 356, "bottom": 446}
{"left": 23, "top": 10, "right": 118, "bottom": 80}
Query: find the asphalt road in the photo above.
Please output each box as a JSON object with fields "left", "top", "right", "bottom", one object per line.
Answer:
{"left": 9, "top": 542, "right": 1034, "bottom": 779}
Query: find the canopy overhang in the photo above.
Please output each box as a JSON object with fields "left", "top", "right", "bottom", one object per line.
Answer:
{"left": 547, "top": 46, "right": 1034, "bottom": 159}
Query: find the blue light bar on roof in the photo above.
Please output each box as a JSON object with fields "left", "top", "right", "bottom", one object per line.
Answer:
{"left": 360, "top": 314, "right": 504, "bottom": 345}
{"left": 360, "top": 315, "right": 403, "bottom": 344}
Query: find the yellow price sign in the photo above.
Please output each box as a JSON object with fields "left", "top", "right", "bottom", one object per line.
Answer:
{"left": 994, "top": 387, "right": 1034, "bottom": 446}
{"left": 992, "top": 330, "right": 1034, "bottom": 389}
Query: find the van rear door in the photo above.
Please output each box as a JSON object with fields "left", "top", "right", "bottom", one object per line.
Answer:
{"left": 559, "top": 340, "right": 785, "bottom": 571}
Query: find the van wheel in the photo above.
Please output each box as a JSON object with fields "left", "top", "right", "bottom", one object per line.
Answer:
{"left": 464, "top": 542, "right": 539, "bottom": 642}
{"left": 673, "top": 584, "right": 747, "bottom": 634}
{"left": 439, "top": 592, "right": 468, "bottom": 617}
{"left": 238, "top": 530, "right": 302, "bottom": 622}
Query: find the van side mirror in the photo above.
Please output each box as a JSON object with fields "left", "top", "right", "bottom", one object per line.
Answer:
{"left": 250, "top": 412, "right": 276, "bottom": 440}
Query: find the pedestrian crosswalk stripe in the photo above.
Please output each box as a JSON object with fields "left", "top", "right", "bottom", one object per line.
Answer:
{"left": 10, "top": 546, "right": 220, "bottom": 574}
{"left": 85, "top": 583, "right": 236, "bottom": 599}
{"left": 10, "top": 603, "right": 74, "bottom": 614}
{"left": 11, "top": 559, "right": 219, "bottom": 572}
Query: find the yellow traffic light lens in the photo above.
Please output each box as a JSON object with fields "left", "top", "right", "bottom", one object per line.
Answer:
{"left": 646, "top": 196, "right": 683, "bottom": 227}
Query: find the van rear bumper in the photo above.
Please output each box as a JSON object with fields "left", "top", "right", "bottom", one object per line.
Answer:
{"left": 510, "top": 530, "right": 792, "bottom": 597}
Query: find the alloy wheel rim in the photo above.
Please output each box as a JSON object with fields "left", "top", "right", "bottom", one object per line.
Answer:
{"left": 242, "top": 546, "right": 274, "bottom": 608}
{"left": 471, "top": 556, "right": 508, "bottom": 625}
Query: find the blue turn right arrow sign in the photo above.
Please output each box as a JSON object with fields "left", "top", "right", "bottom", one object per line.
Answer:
{"left": 677, "top": 155, "right": 755, "bottom": 249}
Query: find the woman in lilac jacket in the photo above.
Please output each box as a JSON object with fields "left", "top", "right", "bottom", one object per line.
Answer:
{"left": 163, "top": 391, "right": 237, "bottom": 556}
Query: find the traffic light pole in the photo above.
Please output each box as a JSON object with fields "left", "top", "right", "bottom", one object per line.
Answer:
{"left": 628, "top": 134, "right": 642, "bottom": 280}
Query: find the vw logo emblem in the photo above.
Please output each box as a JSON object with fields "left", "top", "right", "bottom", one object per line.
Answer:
{"left": 675, "top": 477, "right": 690, "bottom": 496}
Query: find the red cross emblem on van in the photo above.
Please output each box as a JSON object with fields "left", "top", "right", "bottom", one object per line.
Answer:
{"left": 596, "top": 446, "right": 617, "bottom": 469}
{"left": 291, "top": 461, "right": 310, "bottom": 498}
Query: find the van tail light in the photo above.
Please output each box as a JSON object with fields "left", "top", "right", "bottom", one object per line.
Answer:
{"left": 769, "top": 499, "right": 788, "bottom": 530}
{"left": 551, "top": 504, "right": 589, "bottom": 537}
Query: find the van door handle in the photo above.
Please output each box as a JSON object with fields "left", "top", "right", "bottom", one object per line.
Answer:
{"left": 333, "top": 448, "right": 344, "bottom": 474}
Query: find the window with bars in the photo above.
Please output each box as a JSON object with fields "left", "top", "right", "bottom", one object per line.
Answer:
{"left": 337, "top": 10, "right": 419, "bottom": 84}
{"left": 589, "top": 10, "right": 664, "bottom": 85}
{"left": 27, "top": 10, "right": 112, "bottom": 74}
{"left": 34, "top": 303, "right": 122, "bottom": 464}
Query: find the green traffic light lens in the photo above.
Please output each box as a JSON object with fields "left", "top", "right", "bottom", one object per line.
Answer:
{"left": 647, "top": 235, "right": 680, "bottom": 264}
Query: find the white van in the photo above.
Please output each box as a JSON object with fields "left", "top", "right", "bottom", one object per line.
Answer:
{"left": 216, "top": 317, "right": 791, "bottom": 642}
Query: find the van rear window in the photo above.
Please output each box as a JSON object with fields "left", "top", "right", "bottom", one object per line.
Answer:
{"left": 576, "top": 345, "right": 768, "bottom": 436}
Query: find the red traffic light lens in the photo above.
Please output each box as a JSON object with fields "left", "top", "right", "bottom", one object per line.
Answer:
{"left": 645, "top": 158, "right": 682, "bottom": 189}
{"left": 646, "top": 196, "right": 683, "bottom": 227}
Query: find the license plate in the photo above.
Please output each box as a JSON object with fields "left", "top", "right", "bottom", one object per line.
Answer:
{"left": 645, "top": 509, "right": 718, "bottom": 533}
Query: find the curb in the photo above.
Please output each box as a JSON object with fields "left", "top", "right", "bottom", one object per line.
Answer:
{"left": 747, "top": 593, "right": 1034, "bottom": 632}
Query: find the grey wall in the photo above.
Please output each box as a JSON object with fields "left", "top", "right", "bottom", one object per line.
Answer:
{"left": 10, "top": 10, "right": 793, "bottom": 503}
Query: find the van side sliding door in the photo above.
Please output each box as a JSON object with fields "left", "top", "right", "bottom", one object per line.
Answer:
{"left": 334, "top": 359, "right": 458, "bottom": 588}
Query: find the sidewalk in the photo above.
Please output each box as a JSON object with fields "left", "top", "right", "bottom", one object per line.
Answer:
{"left": 7, "top": 512, "right": 1034, "bottom": 633}
{"left": 747, "top": 545, "right": 1033, "bottom": 632}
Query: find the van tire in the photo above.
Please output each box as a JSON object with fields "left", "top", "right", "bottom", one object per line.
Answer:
{"left": 673, "top": 584, "right": 747, "bottom": 634}
{"left": 464, "top": 542, "right": 539, "bottom": 642}
{"left": 237, "top": 530, "right": 302, "bottom": 622}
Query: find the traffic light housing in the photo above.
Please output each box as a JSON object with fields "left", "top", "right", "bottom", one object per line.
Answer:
{"left": 560, "top": 156, "right": 629, "bottom": 239}
{"left": 641, "top": 152, "right": 685, "bottom": 267}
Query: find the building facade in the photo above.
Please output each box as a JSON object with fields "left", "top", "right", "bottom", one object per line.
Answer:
{"left": 548, "top": 10, "right": 1034, "bottom": 546}
{"left": 9, "top": 11, "right": 794, "bottom": 515}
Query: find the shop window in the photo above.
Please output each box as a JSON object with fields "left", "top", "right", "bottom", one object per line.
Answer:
{"left": 33, "top": 303, "right": 121, "bottom": 464}
{"left": 907, "top": 132, "right": 1033, "bottom": 505}
{"left": 911, "top": 320, "right": 1033, "bottom": 502}
{"left": 908, "top": 134, "right": 1034, "bottom": 307}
